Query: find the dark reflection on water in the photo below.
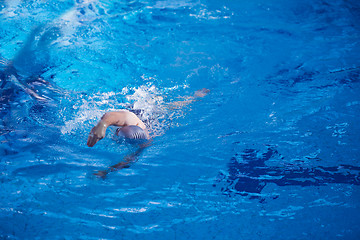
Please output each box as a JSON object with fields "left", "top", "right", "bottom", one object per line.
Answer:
{"left": 12, "top": 163, "right": 76, "bottom": 177}
{"left": 0, "top": 23, "right": 65, "bottom": 145}
{"left": 214, "top": 147, "right": 360, "bottom": 200}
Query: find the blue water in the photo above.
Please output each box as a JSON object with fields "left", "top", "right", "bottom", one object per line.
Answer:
{"left": 1, "top": 0, "right": 360, "bottom": 239}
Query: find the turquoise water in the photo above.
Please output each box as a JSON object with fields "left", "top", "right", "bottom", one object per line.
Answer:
{"left": 1, "top": 0, "right": 360, "bottom": 239}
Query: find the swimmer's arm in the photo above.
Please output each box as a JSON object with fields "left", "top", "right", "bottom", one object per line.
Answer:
{"left": 109, "top": 143, "right": 147, "bottom": 169}
{"left": 94, "top": 142, "right": 150, "bottom": 178}
{"left": 87, "top": 111, "right": 149, "bottom": 147}
{"left": 167, "top": 88, "right": 210, "bottom": 110}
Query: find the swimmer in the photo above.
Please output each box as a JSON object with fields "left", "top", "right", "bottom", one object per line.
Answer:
{"left": 87, "top": 88, "right": 210, "bottom": 147}
{"left": 87, "top": 88, "right": 209, "bottom": 178}
{"left": 87, "top": 110, "right": 150, "bottom": 147}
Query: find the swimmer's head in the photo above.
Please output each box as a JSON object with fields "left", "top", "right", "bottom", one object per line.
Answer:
{"left": 116, "top": 125, "right": 148, "bottom": 144}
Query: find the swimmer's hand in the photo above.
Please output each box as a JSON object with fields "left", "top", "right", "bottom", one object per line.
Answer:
{"left": 87, "top": 121, "right": 107, "bottom": 147}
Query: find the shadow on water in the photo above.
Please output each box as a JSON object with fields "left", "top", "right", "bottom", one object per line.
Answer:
{"left": 0, "top": 25, "right": 64, "bottom": 157}
{"left": 214, "top": 146, "right": 360, "bottom": 201}
{"left": 0, "top": 24, "right": 60, "bottom": 99}
{"left": 12, "top": 163, "right": 77, "bottom": 177}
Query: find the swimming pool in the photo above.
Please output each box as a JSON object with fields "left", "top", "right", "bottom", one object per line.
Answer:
{"left": 1, "top": 0, "right": 360, "bottom": 239}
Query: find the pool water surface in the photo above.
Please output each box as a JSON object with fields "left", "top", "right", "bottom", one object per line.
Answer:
{"left": 1, "top": 0, "right": 360, "bottom": 239}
